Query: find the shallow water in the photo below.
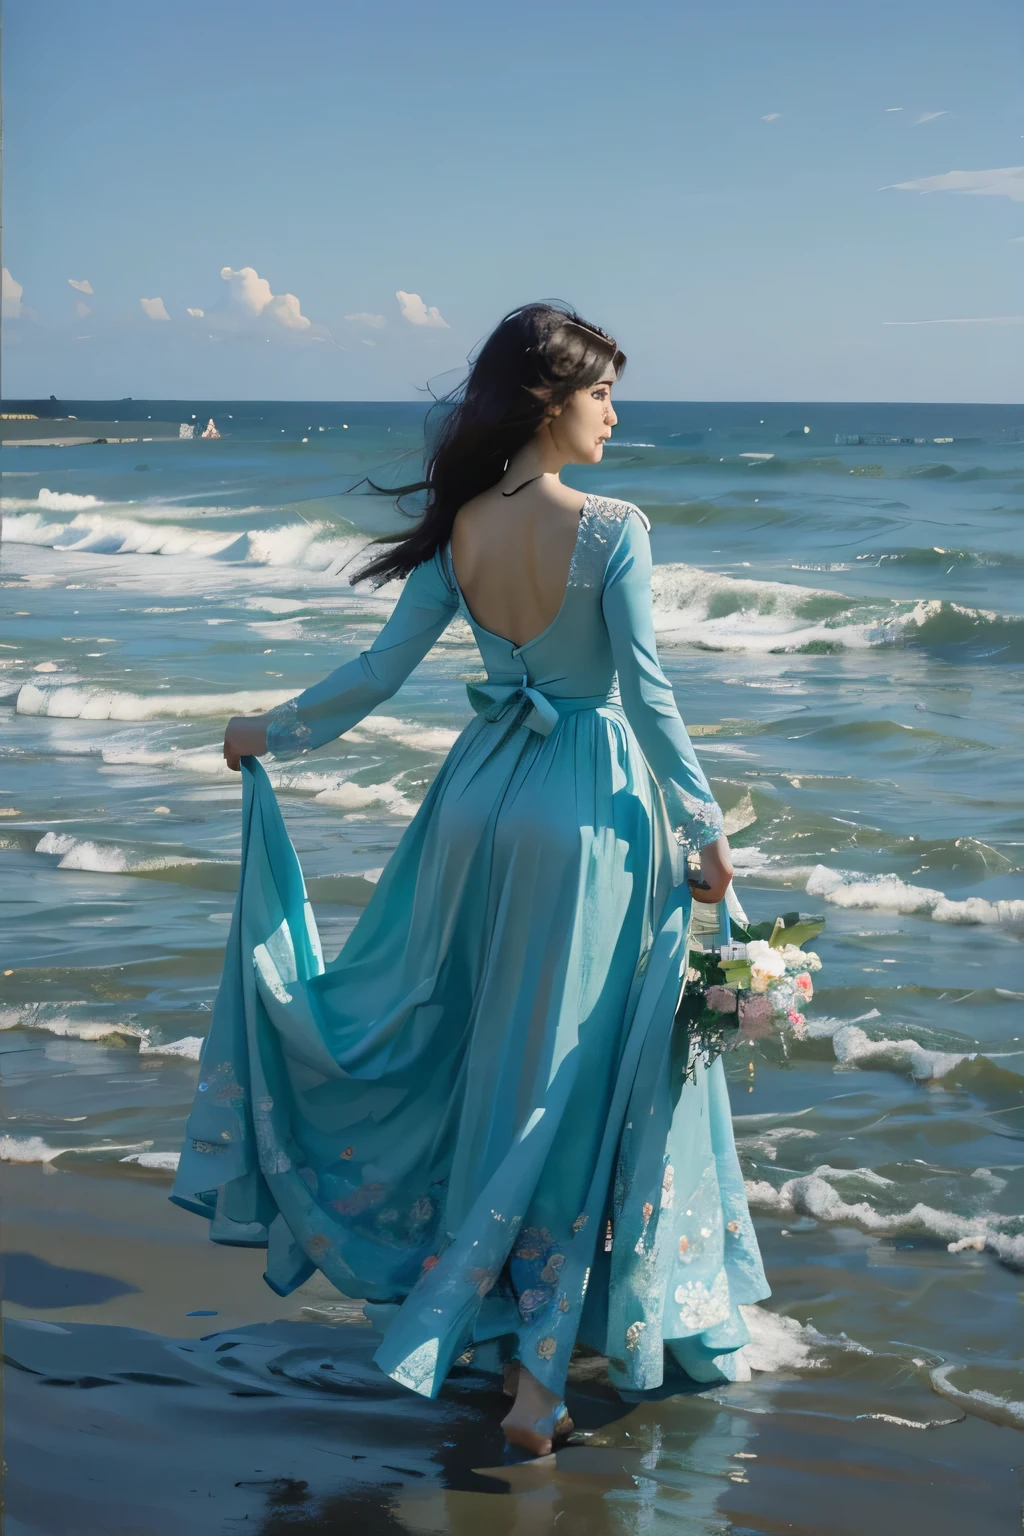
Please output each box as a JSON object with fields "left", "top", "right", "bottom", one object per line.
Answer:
{"left": 2, "top": 399, "right": 1023, "bottom": 1529}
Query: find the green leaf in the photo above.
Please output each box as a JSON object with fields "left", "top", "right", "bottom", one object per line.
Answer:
{"left": 768, "top": 915, "right": 826, "bottom": 949}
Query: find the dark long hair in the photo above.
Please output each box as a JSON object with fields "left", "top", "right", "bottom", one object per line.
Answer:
{"left": 351, "top": 301, "right": 626, "bottom": 586}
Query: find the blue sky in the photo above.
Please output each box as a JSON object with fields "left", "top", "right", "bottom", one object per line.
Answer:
{"left": 3, "top": 0, "right": 1022, "bottom": 402}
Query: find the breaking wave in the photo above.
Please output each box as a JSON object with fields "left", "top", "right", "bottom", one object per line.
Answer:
{"left": 3, "top": 504, "right": 372, "bottom": 575}
{"left": 5, "top": 495, "right": 1021, "bottom": 658}
{"left": 744, "top": 1170, "right": 1024, "bottom": 1272}
{"left": 649, "top": 566, "right": 1024, "bottom": 657}
{"left": 731, "top": 852, "right": 1024, "bottom": 933}
{"left": 17, "top": 683, "right": 294, "bottom": 719}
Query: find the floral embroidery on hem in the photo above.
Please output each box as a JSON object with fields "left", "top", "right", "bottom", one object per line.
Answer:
{"left": 625, "top": 1321, "right": 646, "bottom": 1352}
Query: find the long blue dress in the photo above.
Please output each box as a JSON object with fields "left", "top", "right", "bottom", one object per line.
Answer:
{"left": 170, "top": 494, "right": 770, "bottom": 1398}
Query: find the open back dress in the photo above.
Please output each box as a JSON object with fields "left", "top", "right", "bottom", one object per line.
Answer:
{"left": 170, "top": 493, "right": 770, "bottom": 1398}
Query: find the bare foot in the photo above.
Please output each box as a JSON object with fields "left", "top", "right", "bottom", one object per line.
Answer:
{"left": 502, "top": 1359, "right": 521, "bottom": 1398}
{"left": 501, "top": 1364, "right": 573, "bottom": 1456}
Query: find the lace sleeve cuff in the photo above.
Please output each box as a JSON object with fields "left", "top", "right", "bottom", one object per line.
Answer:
{"left": 264, "top": 698, "right": 313, "bottom": 759}
{"left": 666, "top": 785, "right": 725, "bottom": 855}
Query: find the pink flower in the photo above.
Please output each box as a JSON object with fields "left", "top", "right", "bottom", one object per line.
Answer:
{"left": 706, "top": 985, "right": 738, "bottom": 1015}
{"left": 787, "top": 1009, "right": 806, "bottom": 1027}
{"left": 794, "top": 972, "right": 813, "bottom": 998}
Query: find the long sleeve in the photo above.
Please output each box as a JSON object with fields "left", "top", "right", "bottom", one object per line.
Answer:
{"left": 601, "top": 511, "right": 724, "bottom": 854}
{"left": 264, "top": 548, "right": 459, "bottom": 758}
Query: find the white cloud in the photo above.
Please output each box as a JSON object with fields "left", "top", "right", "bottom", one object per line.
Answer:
{"left": 883, "top": 316, "right": 1024, "bottom": 325}
{"left": 1009, "top": 235, "right": 1024, "bottom": 243}
{"left": 2, "top": 267, "right": 23, "bottom": 318}
{"left": 396, "top": 290, "right": 449, "bottom": 328}
{"left": 187, "top": 307, "right": 205, "bottom": 317}
{"left": 885, "top": 107, "right": 903, "bottom": 112}
{"left": 218, "top": 265, "right": 311, "bottom": 329}
{"left": 916, "top": 111, "right": 948, "bottom": 124}
{"left": 360, "top": 338, "right": 376, "bottom": 347}
{"left": 68, "top": 278, "right": 93, "bottom": 294}
{"left": 345, "top": 311, "right": 387, "bottom": 328}
{"left": 75, "top": 301, "right": 91, "bottom": 317}
{"left": 761, "top": 113, "right": 781, "bottom": 122}
{"left": 140, "top": 296, "right": 171, "bottom": 321}
{"left": 883, "top": 166, "right": 1024, "bottom": 202}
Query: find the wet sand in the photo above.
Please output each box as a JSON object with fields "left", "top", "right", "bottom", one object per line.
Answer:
{"left": 4, "top": 1161, "right": 1020, "bottom": 1535}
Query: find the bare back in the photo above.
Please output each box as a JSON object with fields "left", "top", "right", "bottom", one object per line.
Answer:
{"left": 450, "top": 483, "right": 588, "bottom": 648}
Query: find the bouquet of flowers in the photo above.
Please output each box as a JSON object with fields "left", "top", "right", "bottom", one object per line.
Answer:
{"left": 675, "top": 908, "right": 825, "bottom": 1080}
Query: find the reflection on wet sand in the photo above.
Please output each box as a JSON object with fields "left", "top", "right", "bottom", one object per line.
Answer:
{"left": 4, "top": 1230, "right": 1020, "bottom": 1536}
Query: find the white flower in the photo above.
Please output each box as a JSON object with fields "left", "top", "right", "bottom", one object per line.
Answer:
{"left": 770, "top": 943, "right": 823, "bottom": 973}
{"left": 776, "top": 943, "right": 807, "bottom": 967}
{"left": 747, "top": 940, "right": 787, "bottom": 992}
{"left": 746, "top": 941, "right": 786, "bottom": 972}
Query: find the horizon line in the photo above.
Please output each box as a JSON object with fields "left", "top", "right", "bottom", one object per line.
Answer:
{"left": 2, "top": 396, "right": 1022, "bottom": 409}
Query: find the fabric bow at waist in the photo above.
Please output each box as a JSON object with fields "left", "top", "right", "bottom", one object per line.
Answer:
{"left": 466, "top": 677, "right": 620, "bottom": 738}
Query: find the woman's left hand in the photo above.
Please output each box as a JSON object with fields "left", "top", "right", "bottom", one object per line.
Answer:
{"left": 224, "top": 714, "right": 269, "bottom": 772}
{"left": 688, "top": 834, "right": 734, "bottom": 904}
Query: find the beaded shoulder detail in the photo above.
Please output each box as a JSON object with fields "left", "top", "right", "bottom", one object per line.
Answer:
{"left": 567, "top": 495, "right": 651, "bottom": 591}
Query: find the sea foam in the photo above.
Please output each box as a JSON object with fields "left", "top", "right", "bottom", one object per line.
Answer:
{"left": 18, "top": 683, "right": 293, "bottom": 719}
{"left": 3, "top": 504, "right": 371, "bottom": 574}
{"left": 119, "top": 1150, "right": 182, "bottom": 1170}
{"left": 7, "top": 494, "right": 1020, "bottom": 657}
{"left": 0, "top": 1005, "right": 146, "bottom": 1044}
{"left": 740, "top": 860, "right": 1024, "bottom": 933}
{"left": 744, "top": 1172, "right": 1023, "bottom": 1271}
{"left": 0, "top": 1135, "right": 155, "bottom": 1163}
{"left": 34, "top": 830, "right": 206, "bottom": 875}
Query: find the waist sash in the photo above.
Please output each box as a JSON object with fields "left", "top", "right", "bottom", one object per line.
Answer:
{"left": 466, "top": 676, "right": 621, "bottom": 738}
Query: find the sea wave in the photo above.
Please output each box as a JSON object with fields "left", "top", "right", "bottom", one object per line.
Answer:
{"left": 804, "top": 864, "right": 1024, "bottom": 930}
{"left": 7, "top": 498, "right": 1023, "bottom": 658}
{"left": 34, "top": 830, "right": 209, "bottom": 875}
{"left": 20, "top": 683, "right": 461, "bottom": 757}
{"left": 730, "top": 851, "right": 1024, "bottom": 931}
{"left": 0, "top": 1004, "right": 146, "bottom": 1044}
{"left": 794, "top": 1014, "right": 981, "bottom": 1082}
{"left": 649, "top": 565, "right": 1024, "bottom": 657}
{"left": 100, "top": 744, "right": 428, "bottom": 809}
{"left": 0, "top": 1003, "right": 203, "bottom": 1057}
{"left": 3, "top": 505, "right": 373, "bottom": 575}
{"left": 930, "top": 1364, "right": 1024, "bottom": 1433}
{"left": 744, "top": 1172, "right": 1024, "bottom": 1272}
{"left": 17, "top": 683, "right": 293, "bottom": 719}
{"left": 625, "top": 452, "right": 1024, "bottom": 483}
{"left": 119, "top": 1150, "right": 183, "bottom": 1169}
{"left": 0, "top": 1135, "right": 156, "bottom": 1163}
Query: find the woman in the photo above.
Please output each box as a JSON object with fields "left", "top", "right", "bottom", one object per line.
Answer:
{"left": 170, "top": 303, "right": 769, "bottom": 1457}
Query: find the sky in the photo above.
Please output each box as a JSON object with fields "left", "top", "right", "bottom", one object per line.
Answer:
{"left": 3, "top": 0, "right": 1022, "bottom": 403}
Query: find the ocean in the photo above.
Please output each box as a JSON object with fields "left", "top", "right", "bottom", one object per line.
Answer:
{"left": 2, "top": 398, "right": 1022, "bottom": 1532}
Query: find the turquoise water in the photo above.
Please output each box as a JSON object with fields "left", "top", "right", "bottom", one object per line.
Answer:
{"left": 2, "top": 399, "right": 1023, "bottom": 1441}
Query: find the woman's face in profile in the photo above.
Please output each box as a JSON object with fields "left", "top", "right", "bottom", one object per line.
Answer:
{"left": 550, "top": 372, "right": 619, "bottom": 464}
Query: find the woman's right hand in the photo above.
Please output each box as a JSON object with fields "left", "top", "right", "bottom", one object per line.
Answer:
{"left": 223, "top": 714, "right": 269, "bottom": 772}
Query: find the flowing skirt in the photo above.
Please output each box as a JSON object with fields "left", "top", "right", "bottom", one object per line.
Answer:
{"left": 170, "top": 702, "right": 769, "bottom": 1398}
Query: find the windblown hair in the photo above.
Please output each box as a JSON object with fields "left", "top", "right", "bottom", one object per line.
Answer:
{"left": 351, "top": 302, "right": 625, "bottom": 586}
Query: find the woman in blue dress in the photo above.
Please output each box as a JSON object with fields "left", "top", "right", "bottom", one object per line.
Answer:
{"left": 170, "top": 303, "right": 770, "bottom": 1456}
